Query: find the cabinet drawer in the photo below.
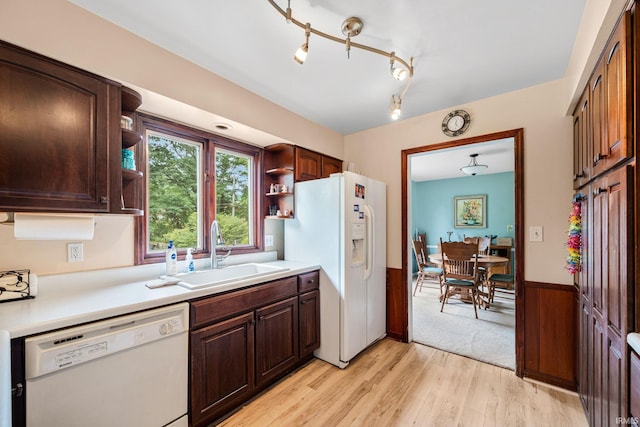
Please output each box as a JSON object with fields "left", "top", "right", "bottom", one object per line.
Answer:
{"left": 298, "top": 271, "right": 319, "bottom": 293}
{"left": 191, "top": 277, "right": 297, "bottom": 329}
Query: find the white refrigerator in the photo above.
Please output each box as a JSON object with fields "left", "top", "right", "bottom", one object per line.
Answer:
{"left": 284, "top": 171, "right": 386, "bottom": 368}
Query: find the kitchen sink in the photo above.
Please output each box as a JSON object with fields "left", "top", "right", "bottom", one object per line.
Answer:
{"left": 173, "top": 263, "right": 289, "bottom": 290}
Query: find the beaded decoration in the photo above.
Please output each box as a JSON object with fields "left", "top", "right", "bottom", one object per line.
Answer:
{"left": 566, "top": 195, "right": 582, "bottom": 274}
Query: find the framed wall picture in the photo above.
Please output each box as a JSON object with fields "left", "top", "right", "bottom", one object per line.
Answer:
{"left": 454, "top": 194, "right": 486, "bottom": 228}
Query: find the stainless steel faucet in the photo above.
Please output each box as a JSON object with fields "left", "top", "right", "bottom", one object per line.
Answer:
{"left": 210, "top": 220, "right": 230, "bottom": 268}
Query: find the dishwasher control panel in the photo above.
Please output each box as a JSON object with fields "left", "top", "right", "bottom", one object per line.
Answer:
{"left": 25, "top": 303, "right": 189, "bottom": 379}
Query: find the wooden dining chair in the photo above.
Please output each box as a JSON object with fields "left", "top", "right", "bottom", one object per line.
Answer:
{"left": 412, "top": 239, "right": 443, "bottom": 296}
{"left": 417, "top": 231, "right": 428, "bottom": 258}
{"left": 463, "top": 235, "right": 490, "bottom": 255}
{"left": 488, "top": 273, "right": 515, "bottom": 303}
{"left": 463, "top": 235, "right": 491, "bottom": 289}
{"left": 439, "top": 238, "right": 481, "bottom": 319}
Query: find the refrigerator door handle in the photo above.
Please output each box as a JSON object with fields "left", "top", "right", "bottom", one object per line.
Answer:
{"left": 363, "top": 204, "right": 374, "bottom": 280}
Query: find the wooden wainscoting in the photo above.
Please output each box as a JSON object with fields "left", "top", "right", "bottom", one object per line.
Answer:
{"left": 523, "top": 281, "right": 577, "bottom": 390}
{"left": 386, "top": 267, "right": 407, "bottom": 341}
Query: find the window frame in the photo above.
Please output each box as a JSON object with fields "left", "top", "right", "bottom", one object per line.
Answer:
{"left": 134, "top": 113, "right": 263, "bottom": 265}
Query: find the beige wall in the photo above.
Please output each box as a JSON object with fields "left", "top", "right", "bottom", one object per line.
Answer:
{"left": 0, "top": 0, "right": 623, "bottom": 281}
{"left": 344, "top": 80, "right": 574, "bottom": 285}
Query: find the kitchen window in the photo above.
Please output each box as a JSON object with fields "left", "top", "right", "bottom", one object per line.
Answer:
{"left": 135, "top": 114, "right": 263, "bottom": 264}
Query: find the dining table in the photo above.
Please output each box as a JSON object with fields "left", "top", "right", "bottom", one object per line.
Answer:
{"left": 428, "top": 253, "right": 510, "bottom": 308}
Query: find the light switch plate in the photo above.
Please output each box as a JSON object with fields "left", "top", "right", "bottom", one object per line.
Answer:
{"left": 265, "top": 234, "right": 274, "bottom": 247}
{"left": 529, "top": 226, "right": 543, "bottom": 242}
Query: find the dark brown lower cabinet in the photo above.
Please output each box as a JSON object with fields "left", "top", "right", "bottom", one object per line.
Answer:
{"left": 190, "top": 312, "right": 255, "bottom": 426}
{"left": 577, "top": 165, "right": 633, "bottom": 426}
{"left": 299, "top": 290, "right": 320, "bottom": 358}
{"left": 255, "top": 296, "right": 299, "bottom": 385}
{"left": 189, "top": 271, "right": 320, "bottom": 427}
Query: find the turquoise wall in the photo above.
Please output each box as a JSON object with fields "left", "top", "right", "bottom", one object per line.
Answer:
{"left": 411, "top": 172, "right": 515, "bottom": 257}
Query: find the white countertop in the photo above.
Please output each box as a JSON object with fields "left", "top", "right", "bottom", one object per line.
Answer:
{"left": 628, "top": 333, "right": 640, "bottom": 354}
{"left": 0, "top": 258, "right": 319, "bottom": 339}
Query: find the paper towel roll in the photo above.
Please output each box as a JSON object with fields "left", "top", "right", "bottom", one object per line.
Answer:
{"left": 30, "top": 273, "right": 38, "bottom": 296}
{"left": 13, "top": 213, "right": 95, "bottom": 240}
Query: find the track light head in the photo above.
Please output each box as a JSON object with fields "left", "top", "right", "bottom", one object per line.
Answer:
{"left": 294, "top": 43, "right": 308, "bottom": 64}
{"left": 390, "top": 95, "right": 402, "bottom": 120}
{"left": 293, "top": 23, "right": 311, "bottom": 65}
{"left": 389, "top": 53, "right": 407, "bottom": 81}
{"left": 391, "top": 65, "right": 407, "bottom": 81}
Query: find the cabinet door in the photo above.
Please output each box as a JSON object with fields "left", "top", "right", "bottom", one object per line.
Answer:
{"left": 299, "top": 290, "right": 320, "bottom": 358}
{"left": 190, "top": 312, "right": 254, "bottom": 427}
{"left": 606, "top": 334, "right": 624, "bottom": 426}
{"left": 579, "top": 295, "right": 591, "bottom": 414}
{"left": 577, "top": 188, "right": 590, "bottom": 302}
{"left": 295, "top": 147, "right": 322, "bottom": 181}
{"left": 255, "top": 296, "right": 298, "bottom": 386}
{"left": 602, "top": 12, "right": 632, "bottom": 174}
{"left": 590, "top": 165, "right": 632, "bottom": 426}
{"left": 591, "top": 179, "right": 606, "bottom": 320}
{"left": 590, "top": 58, "right": 607, "bottom": 177}
{"left": 572, "top": 90, "right": 590, "bottom": 189}
{"left": 602, "top": 167, "right": 631, "bottom": 336}
{"left": 321, "top": 155, "right": 343, "bottom": 178}
{"left": 0, "top": 41, "right": 111, "bottom": 212}
{"left": 592, "top": 316, "right": 606, "bottom": 427}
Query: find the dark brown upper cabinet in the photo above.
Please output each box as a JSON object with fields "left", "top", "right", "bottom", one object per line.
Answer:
{"left": 591, "top": 12, "right": 632, "bottom": 179}
{"left": 0, "top": 41, "right": 113, "bottom": 213}
{"left": 0, "top": 40, "right": 143, "bottom": 215}
{"left": 264, "top": 143, "right": 342, "bottom": 219}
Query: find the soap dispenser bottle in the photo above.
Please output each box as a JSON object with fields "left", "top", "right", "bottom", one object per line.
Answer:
{"left": 184, "top": 248, "right": 195, "bottom": 273}
{"left": 166, "top": 240, "right": 178, "bottom": 275}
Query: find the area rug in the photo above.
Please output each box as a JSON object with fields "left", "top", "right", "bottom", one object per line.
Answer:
{"left": 411, "top": 280, "right": 515, "bottom": 370}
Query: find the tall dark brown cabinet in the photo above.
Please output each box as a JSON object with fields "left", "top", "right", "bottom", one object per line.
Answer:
{"left": 572, "top": 6, "right": 636, "bottom": 426}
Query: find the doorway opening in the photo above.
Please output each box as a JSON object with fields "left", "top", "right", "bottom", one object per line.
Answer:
{"left": 401, "top": 129, "right": 525, "bottom": 376}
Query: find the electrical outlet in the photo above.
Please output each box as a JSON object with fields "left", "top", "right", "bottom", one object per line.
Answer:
{"left": 265, "top": 234, "right": 274, "bottom": 246}
{"left": 67, "top": 242, "right": 84, "bottom": 262}
{"left": 529, "top": 226, "right": 543, "bottom": 242}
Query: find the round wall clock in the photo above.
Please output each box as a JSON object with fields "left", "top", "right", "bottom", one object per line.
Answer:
{"left": 442, "top": 110, "right": 471, "bottom": 137}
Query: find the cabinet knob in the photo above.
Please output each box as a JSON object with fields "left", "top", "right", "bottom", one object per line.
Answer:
{"left": 573, "top": 173, "right": 584, "bottom": 180}
{"left": 100, "top": 196, "right": 109, "bottom": 204}
{"left": 593, "top": 187, "right": 605, "bottom": 196}
{"left": 301, "top": 299, "right": 311, "bottom": 305}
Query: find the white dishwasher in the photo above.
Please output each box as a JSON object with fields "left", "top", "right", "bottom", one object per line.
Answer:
{"left": 24, "top": 303, "right": 189, "bottom": 427}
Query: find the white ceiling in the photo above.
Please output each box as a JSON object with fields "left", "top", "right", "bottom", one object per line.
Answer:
{"left": 68, "top": 0, "right": 586, "bottom": 135}
{"left": 410, "top": 138, "right": 514, "bottom": 182}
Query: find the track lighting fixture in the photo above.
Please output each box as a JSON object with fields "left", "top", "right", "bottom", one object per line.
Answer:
{"left": 268, "top": 0, "right": 414, "bottom": 121}
{"left": 294, "top": 23, "right": 310, "bottom": 64}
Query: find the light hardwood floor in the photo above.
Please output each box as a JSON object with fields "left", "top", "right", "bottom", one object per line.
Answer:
{"left": 217, "top": 339, "right": 587, "bottom": 426}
